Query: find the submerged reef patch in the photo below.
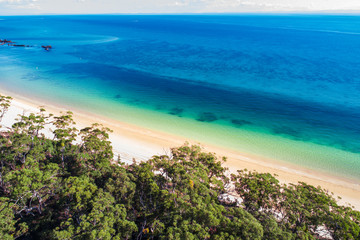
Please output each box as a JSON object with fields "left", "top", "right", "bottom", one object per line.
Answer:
{"left": 155, "top": 105, "right": 165, "bottom": 110}
{"left": 197, "top": 112, "right": 218, "bottom": 122}
{"left": 272, "top": 126, "right": 302, "bottom": 140}
{"left": 231, "top": 119, "right": 252, "bottom": 127}
{"left": 169, "top": 107, "right": 184, "bottom": 117}
{"left": 127, "top": 99, "right": 142, "bottom": 105}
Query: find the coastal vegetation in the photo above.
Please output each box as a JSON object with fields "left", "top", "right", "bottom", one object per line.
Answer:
{"left": 0, "top": 95, "right": 359, "bottom": 240}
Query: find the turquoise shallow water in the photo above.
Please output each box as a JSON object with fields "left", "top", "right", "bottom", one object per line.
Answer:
{"left": 0, "top": 15, "right": 359, "bottom": 181}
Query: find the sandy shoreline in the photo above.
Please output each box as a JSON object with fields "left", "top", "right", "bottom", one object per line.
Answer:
{"left": 1, "top": 89, "right": 359, "bottom": 210}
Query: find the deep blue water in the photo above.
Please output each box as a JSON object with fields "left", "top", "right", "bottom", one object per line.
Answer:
{"left": 0, "top": 15, "right": 360, "bottom": 179}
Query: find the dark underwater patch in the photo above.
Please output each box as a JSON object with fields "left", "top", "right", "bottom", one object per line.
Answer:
{"left": 197, "top": 112, "right": 218, "bottom": 122}
{"left": 127, "top": 99, "right": 142, "bottom": 105}
{"left": 114, "top": 94, "right": 122, "bottom": 99}
{"left": 231, "top": 119, "right": 252, "bottom": 127}
{"left": 272, "top": 126, "right": 302, "bottom": 140}
{"left": 155, "top": 105, "right": 165, "bottom": 110}
{"left": 169, "top": 107, "right": 184, "bottom": 117}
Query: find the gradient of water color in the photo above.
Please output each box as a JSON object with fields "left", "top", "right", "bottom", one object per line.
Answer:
{"left": 0, "top": 15, "right": 359, "bottom": 181}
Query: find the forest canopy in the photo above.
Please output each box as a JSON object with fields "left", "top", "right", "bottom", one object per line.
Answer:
{"left": 0, "top": 95, "right": 359, "bottom": 240}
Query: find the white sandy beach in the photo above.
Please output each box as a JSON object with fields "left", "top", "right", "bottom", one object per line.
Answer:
{"left": 1, "top": 89, "right": 360, "bottom": 210}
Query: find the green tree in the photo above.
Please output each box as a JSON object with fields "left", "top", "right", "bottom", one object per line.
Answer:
{"left": 0, "top": 197, "right": 26, "bottom": 240}
{"left": 54, "top": 177, "right": 136, "bottom": 239}
{"left": 0, "top": 95, "right": 12, "bottom": 123}
{"left": 52, "top": 111, "right": 78, "bottom": 169}
{"left": 78, "top": 124, "right": 113, "bottom": 176}
{"left": 231, "top": 170, "right": 281, "bottom": 213}
{"left": 325, "top": 205, "right": 360, "bottom": 239}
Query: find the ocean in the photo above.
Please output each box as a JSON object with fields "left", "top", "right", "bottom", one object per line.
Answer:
{"left": 0, "top": 14, "right": 359, "bottom": 181}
